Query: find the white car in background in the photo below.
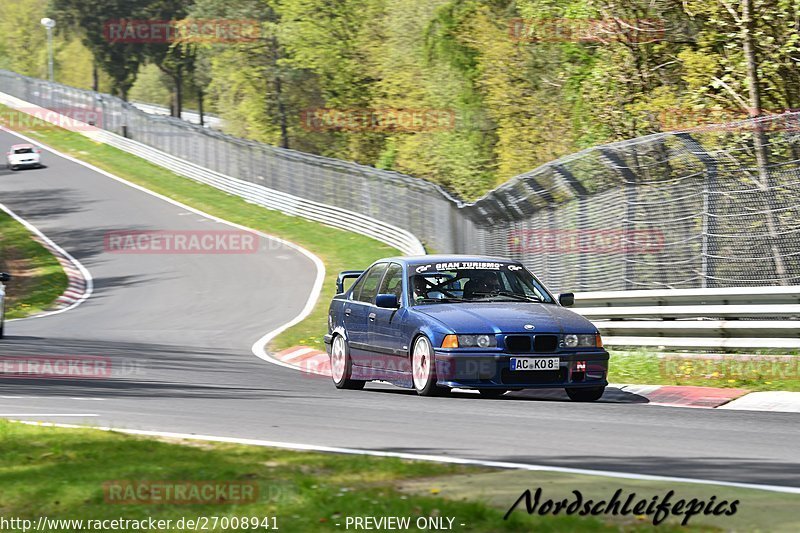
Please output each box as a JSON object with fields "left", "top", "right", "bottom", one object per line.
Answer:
{"left": 6, "top": 143, "right": 42, "bottom": 170}
{"left": 0, "top": 272, "right": 10, "bottom": 338}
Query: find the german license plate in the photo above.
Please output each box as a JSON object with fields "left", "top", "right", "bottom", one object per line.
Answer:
{"left": 510, "top": 357, "right": 560, "bottom": 371}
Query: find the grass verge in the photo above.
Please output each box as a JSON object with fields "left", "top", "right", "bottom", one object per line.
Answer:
{"left": 0, "top": 420, "right": 638, "bottom": 532}
{"left": 608, "top": 351, "right": 800, "bottom": 392}
{"left": 0, "top": 103, "right": 394, "bottom": 350}
{"left": 0, "top": 208, "right": 67, "bottom": 319}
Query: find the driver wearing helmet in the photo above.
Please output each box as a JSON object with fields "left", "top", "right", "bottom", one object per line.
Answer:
{"left": 463, "top": 270, "right": 500, "bottom": 299}
{"left": 412, "top": 275, "right": 430, "bottom": 301}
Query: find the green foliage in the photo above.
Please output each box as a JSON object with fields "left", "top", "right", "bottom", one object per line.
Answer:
{"left": 9, "top": 0, "right": 800, "bottom": 198}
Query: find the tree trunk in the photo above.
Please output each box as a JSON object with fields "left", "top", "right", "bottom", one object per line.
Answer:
{"left": 275, "top": 75, "right": 289, "bottom": 148}
{"left": 172, "top": 70, "right": 183, "bottom": 119}
{"left": 198, "top": 87, "right": 204, "bottom": 127}
{"left": 92, "top": 63, "right": 99, "bottom": 92}
{"left": 742, "top": 0, "right": 788, "bottom": 283}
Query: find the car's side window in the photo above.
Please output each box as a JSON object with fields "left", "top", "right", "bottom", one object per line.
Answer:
{"left": 349, "top": 274, "right": 368, "bottom": 301}
{"left": 378, "top": 263, "right": 403, "bottom": 302}
{"left": 354, "top": 263, "right": 387, "bottom": 304}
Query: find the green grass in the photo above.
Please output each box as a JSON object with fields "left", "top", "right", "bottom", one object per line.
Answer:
{"left": 0, "top": 420, "right": 626, "bottom": 532}
{"left": 0, "top": 103, "right": 394, "bottom": 350}
{"left": 0, "top": 209, "right": 68, "bottom": 319}
{"left": 608, "top": 351, "right": 800, "bottom": 392}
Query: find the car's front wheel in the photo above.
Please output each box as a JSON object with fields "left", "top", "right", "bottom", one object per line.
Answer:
{"left": 411, "top": 335, "right": 448, "bottom": 396}
{"left": 330, "top": 335, "right": 365, "bottom": 390}
{"left": 566, "top": 386, "right": 605, "bottom": 402}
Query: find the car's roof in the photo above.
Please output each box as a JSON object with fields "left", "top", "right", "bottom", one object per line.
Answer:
{"left": 377, "top": 254, "right": 519, "bottom": 265}
{"left": 10, "top": 143, "right": 34, "bottom": 149}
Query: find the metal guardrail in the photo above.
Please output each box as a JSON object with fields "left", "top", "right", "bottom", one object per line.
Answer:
{"left": 574, "top": 286, "right": 800, "bottom": 306}
{"left": 0, "top": 90, "right": 426, "bottom": 256}
{"left": 130, "top": 101, "right": 223, "bottom": 129}
{"left": 574, "top": 286, "right": 800, "bottom": 348}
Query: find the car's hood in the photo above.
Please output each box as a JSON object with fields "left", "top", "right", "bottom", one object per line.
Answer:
{"left": 415, "top": 302, "right": 595, "bottom": 334}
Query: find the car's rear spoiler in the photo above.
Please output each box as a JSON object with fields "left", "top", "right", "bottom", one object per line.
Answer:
{"left": 336, "top": 270, "right": 364, "bottom": 294}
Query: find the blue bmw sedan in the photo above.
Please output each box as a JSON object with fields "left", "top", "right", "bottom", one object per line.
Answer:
{"left": 323, "top": 255, "right": 609, "bottom": 400}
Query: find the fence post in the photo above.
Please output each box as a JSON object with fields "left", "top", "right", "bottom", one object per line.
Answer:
{"left": 676, "top": 133, "right": 717, "bottom": 288}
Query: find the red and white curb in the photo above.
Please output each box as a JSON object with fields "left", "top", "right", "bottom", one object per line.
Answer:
{"left": 0, "top": 201, "right": 93, "bottom": 318}
{"left": 270, "top": 345, "right": 800, "bottom": 412}
{"left": 49, "top": 248, "right": 89, "bottom": 310}
{"left": 273, "top": 346, "right": 330, "bottom": 376}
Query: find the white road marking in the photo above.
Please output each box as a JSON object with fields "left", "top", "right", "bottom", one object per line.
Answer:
{"left": 719, "top": 391, "right": 800, "bottom": 413}
{"left": 12, "top": 420, "right": 800, "bottom": 495}
{"left": 3, "top": 414, "right": 98, "bottom": 417}
{"left": 0, "top": 396, "right": 104, "bottom": 401}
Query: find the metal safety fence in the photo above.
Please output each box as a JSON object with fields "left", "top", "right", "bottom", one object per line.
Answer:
{"left": 2, "top": 69, "right": 799, "bottom": 293}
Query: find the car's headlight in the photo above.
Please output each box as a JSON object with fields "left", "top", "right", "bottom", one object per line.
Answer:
{"left": 442, "top": 334, "right": 497, "bottom": 348}
{"left": 564, "top": 334, "right": 597, "bottom": 348}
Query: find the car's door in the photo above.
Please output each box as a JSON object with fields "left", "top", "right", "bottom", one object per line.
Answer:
{"left": 368, "top": 263, "right": 411, "bottom": 375}
{"left": 345, "top": 263, "right": 387, "bottom": 366}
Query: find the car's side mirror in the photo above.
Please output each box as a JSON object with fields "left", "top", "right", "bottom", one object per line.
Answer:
{"left": 0, "top": 272, "right": 11, "bottom": 283}
{"left": 558, "top": 293, "right": 574, "bottom": 307}
{"left": 375, "top": 293, "right": 399, "bottom": 309}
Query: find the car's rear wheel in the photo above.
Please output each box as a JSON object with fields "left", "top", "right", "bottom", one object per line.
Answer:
{"left": 566, "top": 386, "right": 605, "bottom": 402}
{"left": 412, "top": 335, "right": 448, "bottom": 396}
{"left": 478, "top": 389, "right": 508, "bottom": 398}
{"left": 330, "top": 335, "right": 364, "bottom": 390}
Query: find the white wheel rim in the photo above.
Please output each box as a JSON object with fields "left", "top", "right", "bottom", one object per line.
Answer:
{"left": 331, "top": 336, "right": 346, "bottom": 383}
{"left": 412, "top": 337, "right": 432, "bottom": 390}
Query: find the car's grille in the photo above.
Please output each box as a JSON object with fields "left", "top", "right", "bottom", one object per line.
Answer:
{"left": 505, "top": 335, "right": 531, "bottom": 353}
{"left": 534, "top": 335, "right": 558, "bottom": 352}
{"left": 501, "top": 368, "right": 566, "bottom": 385}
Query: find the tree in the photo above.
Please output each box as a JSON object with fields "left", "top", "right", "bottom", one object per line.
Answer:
{"left": 49, "top": 0, "right": 149, "bottom": 99}
{"left": 138, "top": 0, "right": 195, "bottom": 116}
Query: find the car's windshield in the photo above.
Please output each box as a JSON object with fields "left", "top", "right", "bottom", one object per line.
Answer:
{"left": 13, "top": 148, "right": 34, "bottom": 154}
{"left": 409, "top": 261, "right": 554, "bottom": 305}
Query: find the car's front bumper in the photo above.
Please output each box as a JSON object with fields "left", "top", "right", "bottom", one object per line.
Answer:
{"left": 432, "top": 350, "right": 609, "bottom": 389}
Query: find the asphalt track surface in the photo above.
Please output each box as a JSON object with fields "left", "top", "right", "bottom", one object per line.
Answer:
{"left": 0, "top": 127, "right": 798, "bottom": 490}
